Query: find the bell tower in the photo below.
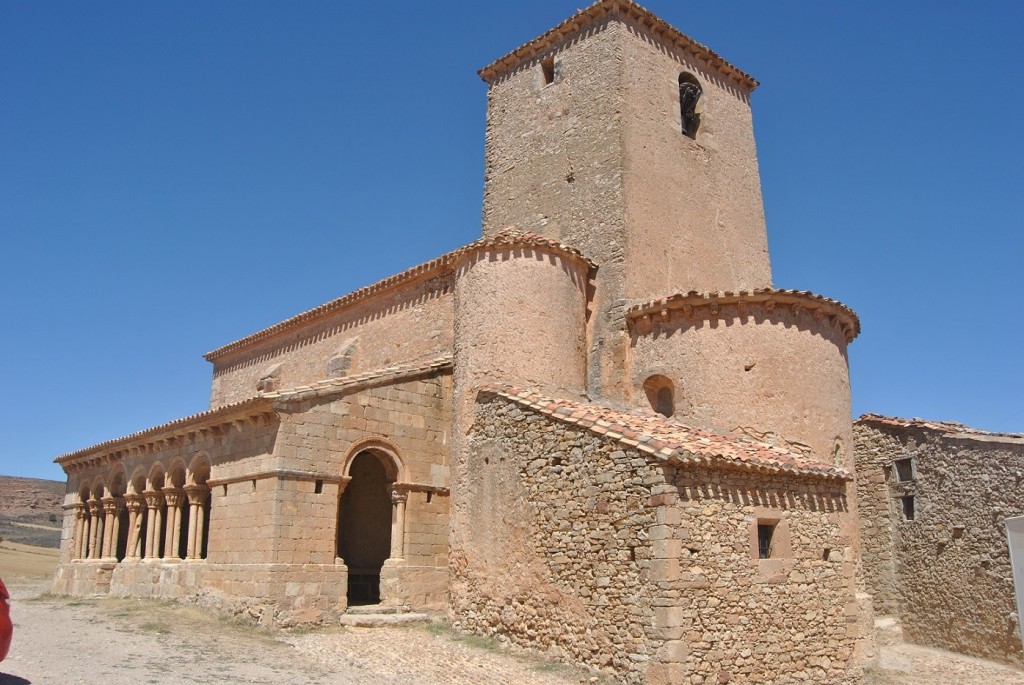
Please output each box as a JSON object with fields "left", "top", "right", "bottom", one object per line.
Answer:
{"left": 479, "top": 0, "right": 773, "bottom": 397}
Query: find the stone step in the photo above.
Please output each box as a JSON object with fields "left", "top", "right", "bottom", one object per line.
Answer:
{"left": 345, "top": 604, "right": 409, "bottom": 615}
{"left": 339, "top": 612, "right": 431, "bottom": 627}
{"left": 875, "top": 615, "right": 904, "bottom": 646}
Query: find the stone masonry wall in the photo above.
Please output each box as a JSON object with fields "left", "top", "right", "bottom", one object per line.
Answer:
{"left": 480, "top": 19, "right": 627, "bottom": 399}
{"left": 855, "top": 421, "right": 1024, "bottom": 666}
{"left": 620, "top": 20, "right": 771, "bottom": 297}
{"left": 853, "top": 425, "right": 900, "bottom": 616}
{"left": 453, "top": 396, "right": 861, "bottom": 684}
{"left": 209, "top": 273, "right": 453, "bottom": 407}
{"left": 664, "top": 466, "right": 859, "bottom": 684}
{"left": 272, "top": 372, "right": 452, "bottom": 608}
{"left": 453, "top": 397, "right": 660, "bottom": 683}
{"left": 629, "top": 302, "right": 853, "bottom": 464}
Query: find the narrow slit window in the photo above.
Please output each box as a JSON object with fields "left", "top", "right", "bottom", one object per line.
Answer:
{"left": 541, "top": 56, "right": 555, "bottom": 85}
{"left": 901, "top": 495, "right": 915, "bottom": 521}
{"left": 894, "top": 458, "right": 915, "bottom": 482}
{"left": 678, "top": 73, "right": 702, "bottom": 139}
{"left": 757, "top": 523, "right": 775, "bottom": 559}
{"left": 314, "top": 479, "right": 324, "bottom": 494}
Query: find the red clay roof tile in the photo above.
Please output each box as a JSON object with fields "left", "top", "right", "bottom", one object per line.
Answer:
{"left": 479, "top": 384, "right": 851, "bottom": 481}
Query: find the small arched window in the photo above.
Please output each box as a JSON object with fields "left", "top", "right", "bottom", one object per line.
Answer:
{"left": 678, "top": 73, "right": 702, "bottom": 139}
{"left": 643, "top": 375, "right": 676, "bottom": 418}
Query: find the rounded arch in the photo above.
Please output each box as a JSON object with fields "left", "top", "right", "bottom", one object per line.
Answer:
{"left": 678, "top": 72, "right": 703, "bottom": 139}
{"left": 107, "top": 465, "right": 128, "bottom": 497}
{"left": 128, "top": 466, "right": 148, "bottom": 496}
{"left": 90, "top": 478, "right": 105, "bottom": 501}
{"left": 342, "top": 437, "right": 404, "bottom": 483}
{"left": 77, "top": 483, "right": 91, "bottom": 504}
{"left": 166, "top": 459, "right": 187, "bottom": 489}
{"left": 643, "top": 374, "right": 676, "bottom": 418}
{"left": 187, "top": 452, "right": 212, "bottom": 486}
{"left": 147, "top": 463, "right": 166, "bottom": 491}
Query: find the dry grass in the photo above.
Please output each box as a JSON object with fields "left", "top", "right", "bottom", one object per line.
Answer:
{"left": 0, "top": 540, "right": 60, "bottom": 579}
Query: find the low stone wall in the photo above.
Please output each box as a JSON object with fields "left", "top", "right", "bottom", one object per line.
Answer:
{"left": 52, "top": 560, "right": 349, "bottom": 627}
{"left": 453, "top": 396, "right": 862, "bottom": 684}
{"left": 855, "top": 419, "right": 1024, "bottom": 667}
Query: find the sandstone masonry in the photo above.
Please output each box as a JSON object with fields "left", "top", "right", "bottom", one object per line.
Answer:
{"left": 52, "top": 2, "right": 883, "bottom": 682}
{"left": 855, "top": 415, "right": 1024, "bottom": 668}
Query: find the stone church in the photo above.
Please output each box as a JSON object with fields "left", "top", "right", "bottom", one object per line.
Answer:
{"left": 54, "top": 1, "right": 878, "bottom": 682}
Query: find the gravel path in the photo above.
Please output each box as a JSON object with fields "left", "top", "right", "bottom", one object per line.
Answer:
{"left": 0, "top": 579, "right": 587, "bottom": 685}
{"left": 2, "top": 577, "right": 1022, "bottom": 685}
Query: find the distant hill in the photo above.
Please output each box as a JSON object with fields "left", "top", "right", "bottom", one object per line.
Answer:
{"left": 0, "top": 475, "right": 65, "bottom": 548}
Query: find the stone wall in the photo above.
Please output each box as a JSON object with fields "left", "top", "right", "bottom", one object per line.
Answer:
{"left": 619, "top": 20, "right": 771, "bottom": 297}
{"left": 855, "top": 419, "right": 1024, "bottom": 667}
{"left": 272, "top": 371, "right": 453, "bottom": 608}
{"left": 629, "top": 298, "right": 853, "bottom": 464}
{"left": 209, "top": 272, "right": 453, "bottom": 407}
{"left": 453, "top": 395, "right": 861, "bottom": 684}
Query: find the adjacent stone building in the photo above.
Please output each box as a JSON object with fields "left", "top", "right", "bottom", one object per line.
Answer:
{"left": 855, "top": 414, "right": 1024, "bottom": 668}
{"left": 53, "top": 1, "right": 877, "bottom": 682}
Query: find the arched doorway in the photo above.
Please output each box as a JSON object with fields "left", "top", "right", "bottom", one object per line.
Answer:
{"left": 338, "top": 451, "right": 393, "bottom": 604}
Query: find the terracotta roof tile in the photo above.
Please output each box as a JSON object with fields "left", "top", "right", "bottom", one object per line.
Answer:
{"left": 55, "top": 356, "right": 454, "bottom": 470}
{"left": 479, "top": 385, "right": 851, "bottom": 481}
{"left": 627, "top": 288, "right": 860, "bottom": 343}
{"left": 204, "top": 230, "right": 593, "bottom": 362}
{"left": 478, "top": 0, "right": 758, "bottom": 91}
{"left": 55, "top": 396, "right": 274, "bottom": 466}
{"left": 262, "top": 356, "right": 453, "bottom": 402}
{"left": 856, "top": 414, "right": 1024, "bottom": 443}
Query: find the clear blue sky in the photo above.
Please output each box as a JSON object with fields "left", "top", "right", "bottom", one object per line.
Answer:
{"left": 2, "top": 1, "right": 1022, "bottom": 481}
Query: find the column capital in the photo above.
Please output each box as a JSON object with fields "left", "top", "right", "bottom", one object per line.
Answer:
{"left": 101, "top": 497, "right": 124, "bottom": 516}
{"left": 123, "top": 495, "right": 144, "bottom": 513}
{"left": 143, "top": 490, "right": 165, "bottom": 509}
{"left": 163, "top": 487, "right": 186, "bottom": 508}
{"left": 74, "top": 503, "right": 88, "bottom": 519}
{"left": 390, "top": 488, "right": 408, "bottom": 505}
{"left": 184, "top": 484, "right": 210, "bottom": 505}
{"left": 87, "top": 499, "right": 103, "bottom": 516}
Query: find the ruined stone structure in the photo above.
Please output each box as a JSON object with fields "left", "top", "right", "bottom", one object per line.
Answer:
{"left": 53, "top": 2, "right": 875, "bottom": 682}
{"left": 855, "top": 415, "right": 1024, "bottom": 668}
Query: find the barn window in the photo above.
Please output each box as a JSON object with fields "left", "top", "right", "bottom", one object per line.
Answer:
{"left": 901, "top": 495, "right": 915, "bottom": 521}
{"left": 894, "top": 458, "right": 915, "bottom": 482}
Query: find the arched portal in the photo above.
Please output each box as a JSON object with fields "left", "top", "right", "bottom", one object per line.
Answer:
{"left": 338, "top": 450, "right": 394, "bottom": 605}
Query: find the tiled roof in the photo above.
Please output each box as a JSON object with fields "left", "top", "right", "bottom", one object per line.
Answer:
{"left": 55, "top": 357, "right": 454, "bottom": 471}
{"left": 856, "top": 414, "right": 1024, "bottom": 444}
{"left": 479, "top": 385, "right": 851, "bottom": 481}
{"left": 479, "top": 0, "right": 758, "bottom": 90}
{"left": 54, "top": 396, "right": 274, "bottom": 467}
{"left": 204, "top": 230, "right": 593, "bottom": 362}
{"left": 627, "top": 288, "right": 861, "bottom": 343}
{"left": 262, "top": 356, "right": 453, "bottom": 402}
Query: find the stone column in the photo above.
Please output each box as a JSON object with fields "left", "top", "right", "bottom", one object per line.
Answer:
{"left": 143, "top": 490, "right": 164, "bottom": 559}
{"left": 335, "top": 476, "right": 352, "bottom": 562}
{"left": 123, "top": 495, "right": 144, "bottom": 560}
{"left": 184, "top": 485, "right": 209, "bottom": 560}
{"left": 80, "top": 505, "right": 92, "bottom": 560}
{"left": 101, "top": 497, "right": 123, "bottom": 561}
{"left": 390, "top": 488, "right": 408, "bottom": 560}
{"left": 72, "top": 504, "right": 87, "bottom": 560}
{"left": 163, "top": 489, "right": 185, "bottom": 560}
{"left": 88, "top": 500, "right": 103, "bottom": 560}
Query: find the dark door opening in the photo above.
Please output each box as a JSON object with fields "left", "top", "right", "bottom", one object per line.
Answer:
{"left": 338, "top": 451, "right": 393, "bottom": 605}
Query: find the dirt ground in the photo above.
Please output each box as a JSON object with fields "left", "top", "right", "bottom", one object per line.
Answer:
{"left": 1, "top": 549, "right": 1022, "bottom": 684}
